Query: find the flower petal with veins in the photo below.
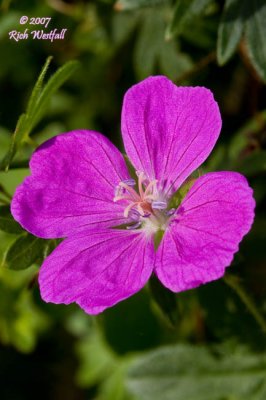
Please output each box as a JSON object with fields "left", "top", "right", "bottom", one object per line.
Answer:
{"left": 11, "top": 130, "right": 130, "bottom": 238}
{"left": 155, "top": 172, "right": 255, "bottom": 292}
{"left": 39, "top": 229, "right": 155, "bottom": 314}
{"left": 122, "top": 76, "right": 222, "bottom": 195}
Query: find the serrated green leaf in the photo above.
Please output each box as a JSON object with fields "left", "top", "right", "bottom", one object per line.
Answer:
{"left": 3, "top": 233, "right": 46, "bottom": 270}
{"left": 217, "top": 0, "right": 245, "bottom": 65}
{"left": 134, "top": 12, "right": 163, "bottom": 79}
{"left": 166, "top": 0, "right": 213, "bottom": 40}
{"left": 135, "top": 10, "right": 192, "bottom": 80}
{"left": 115, "top": 0, "right": 168, "bottom": 11}
{"left": 245, "top": 0, "right": 266, "bottom": 82}
{"left": 0, "top": 58, "right": 79, "bottom": 171}
{"left": 127, "top": 344, "right": 266, "bottom": 400}
{"left": 0, "top": 205, "right": 23, "bottom": 234}
{"left": 29, "top": 60, "right": 80, "bottom": 131}
{"left": 26, "top": 56, "right": 53, "bottom": 121}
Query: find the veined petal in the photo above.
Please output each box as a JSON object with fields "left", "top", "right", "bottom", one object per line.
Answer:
{"left": 121, "top": 76, "right": 221, "bottom": 195}
{"left": 11, "top": 130, "right": 130, "bottom": 238}
{"left": 39, "top": 229, "right": 155, "bottom": 315}
{"left": 155, "top": 172, "right": 255, "bottom": 292}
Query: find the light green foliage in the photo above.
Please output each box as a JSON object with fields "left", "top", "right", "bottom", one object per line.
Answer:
{"left": 75, "top": 324, "right": 134, "bottom": 400}
{"left": 0, "top": 266, "right": 49, "bottom": 353}
{"left": 127, "top": 344, "right": 266, "bottom": 400}
{"left": 115, "top": 0, "right": 169, "bottom": 11}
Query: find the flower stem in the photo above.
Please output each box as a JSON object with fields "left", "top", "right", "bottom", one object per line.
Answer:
{"left": 223, "top": 274, "right": 266, "bottom": 334}
{"left": 175, "top": 51, "right": 216, "bottom": 84}
{"left": 0, "top": 184, "right": 12, "bottom": 200}
{"left": 0, "top": 197, "right": 9, "bottom": 205}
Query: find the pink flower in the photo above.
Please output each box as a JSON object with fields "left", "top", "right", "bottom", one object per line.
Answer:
{"left": 11, "top": 76, "right": 255, "bottom": 314}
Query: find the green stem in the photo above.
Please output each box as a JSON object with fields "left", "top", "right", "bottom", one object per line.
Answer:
{"left": 2, "top": 160, "right": 29, "bottom": 170}
{"left": 224, "top": 274, "right": 266, "bottom": 334}
{"left": 0, "top": 184, "right": 12, "bottom": 200}
{"left": 175, "top": 51, "right": 216, "bottom": 84}
{"left": 25, "top": 137, "right": 39, "bottom": 148}
{"left": 0, "top": 197, "right": 9, "bottom": 205}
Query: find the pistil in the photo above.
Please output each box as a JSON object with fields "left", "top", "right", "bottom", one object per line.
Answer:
{"left": 113, "top": 171, "right": 173, "bottom": 232}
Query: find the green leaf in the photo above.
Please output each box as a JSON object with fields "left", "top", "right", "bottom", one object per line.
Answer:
{"left": 236, "top": 150, "right": 266, "bottom": 176}
{"left": 0, "top": 113, "right": 27, "bottom": 172}
{"left": 168, "top": 176, "right": 196, "bottom": 209}
{"left": 0, "top": 205, "right": 23, "bottom": 234}
{"left": 29, "top": 60, "right": 80, "bottom": 131}
{"left": 135, "top": 10, "right": 192, "bottom": 80}
{"left": 127, "top": 344, "right": 266, "bottom": 400}
{"left": 0, "top": 11, "right": 20, "bottom": 39}
{"left": 217, "top": 0, "right": 245, "bottom": 65}
{"left": 0, "top": 56, "right": 52, "bottom": 171}
{"left": 0, "top": 58, "right": 79, "bottom": 171}
{"left": 245, "top": 0, "right": 266, "bottom": 82}
{"left": 3, "top": 233, "right": 46, "bottom": 270}
{"left": 26, "top": 56, "right": 53, "bottom": 122}
{"left": 228, "top": 110, "right": 266, "bottom": 163}
{"left": 166, "top": 0, "right": 213, "bottom": 40}
{"left": 115, "top": 0, "right": 168, "bottom": 11}
{"left": 149, "top": 275, "right": 179, "bottom": 326}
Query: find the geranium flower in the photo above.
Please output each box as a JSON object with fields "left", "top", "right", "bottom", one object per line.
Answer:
{"left": 11, "top": 76, "right": 255, "bottom": 315}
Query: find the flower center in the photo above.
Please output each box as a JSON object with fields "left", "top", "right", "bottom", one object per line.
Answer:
{"left": 113, "top": 171, "right": 172, "bottom": 233}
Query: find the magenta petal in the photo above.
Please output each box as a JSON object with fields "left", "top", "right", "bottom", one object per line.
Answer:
{"left": 11, "top": 130, "right": 130, "bottom": 238}
{"left": 122, "top": 76, "right": 221, "bottom": 194}
{"left": 155, "top": 172, "right": 255, "bottom": 292}
{"left": 39, "top": 229, "right": 155, "bottom": 314}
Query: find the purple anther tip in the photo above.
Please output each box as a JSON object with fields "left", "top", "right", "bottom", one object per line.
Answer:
{"left": 123, "top": 178, "right": 136, "bottom": 186}
{"left": 152, "top": 201, "right": 167, "bottom": 210}
{"left": 128, "top": 209, "right": 141, "bottom": 220}
{"left": 166, "top": 208, "right": 176, "bottom": 216}
{"left": 126, "top": 221, "right": 142, "bottom": 230}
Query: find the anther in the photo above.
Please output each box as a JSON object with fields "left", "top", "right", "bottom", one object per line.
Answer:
{"left": 152, "top": 201, "right": 167, "bottom": 210}
{"left": 126, "top": 221, "right": 142, "bottom": 230}
{"left": 165, "top": 208, "right": 176, "bottom": 216}
{"left": 122, "top": 178, "right": 136, "bottom": 186}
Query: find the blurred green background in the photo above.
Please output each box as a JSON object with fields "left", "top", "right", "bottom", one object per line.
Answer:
{"left": 0, "top": 0, "right": 266, "bottom": 399}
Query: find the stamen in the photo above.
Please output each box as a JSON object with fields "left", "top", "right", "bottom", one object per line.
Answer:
{"left": 144, "top": 179, "right": 157, "bottom": 197}
{"left": 114, "top": 185, "right": 124, "bottom": 198}
{"left": 166, "top": 208, "right": 176, "bottom": 216}
{"left": 113, "top": 170, "right": 170, "bottom": 231}
{"left": 128, "top": 209, "right": 141, "bottom": 221}
{"left": 126, "top": 221, "right": 142, "bottom": 230}
{"left": 152, "top": 201, "right": 167, "bottom": 210}
{"left": 142, "top": 212, "right": 151, "bottom": 218}
{"left": 137, "top": 171, "right": 146, "bottom": 198}
{"left": 113, "top": 195, "right": 135, "bottom": 202}
{"left": 119, "top": 182, "right": 139, "bottom": 201}
{"left": 122, "top": 178, "right": 136, "bottom": 186}
{"left": 145, "top": 194, "right": 157, "bottom": 201}
{"left": 124, "top": 202, "right": 138, "bottom": 218}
